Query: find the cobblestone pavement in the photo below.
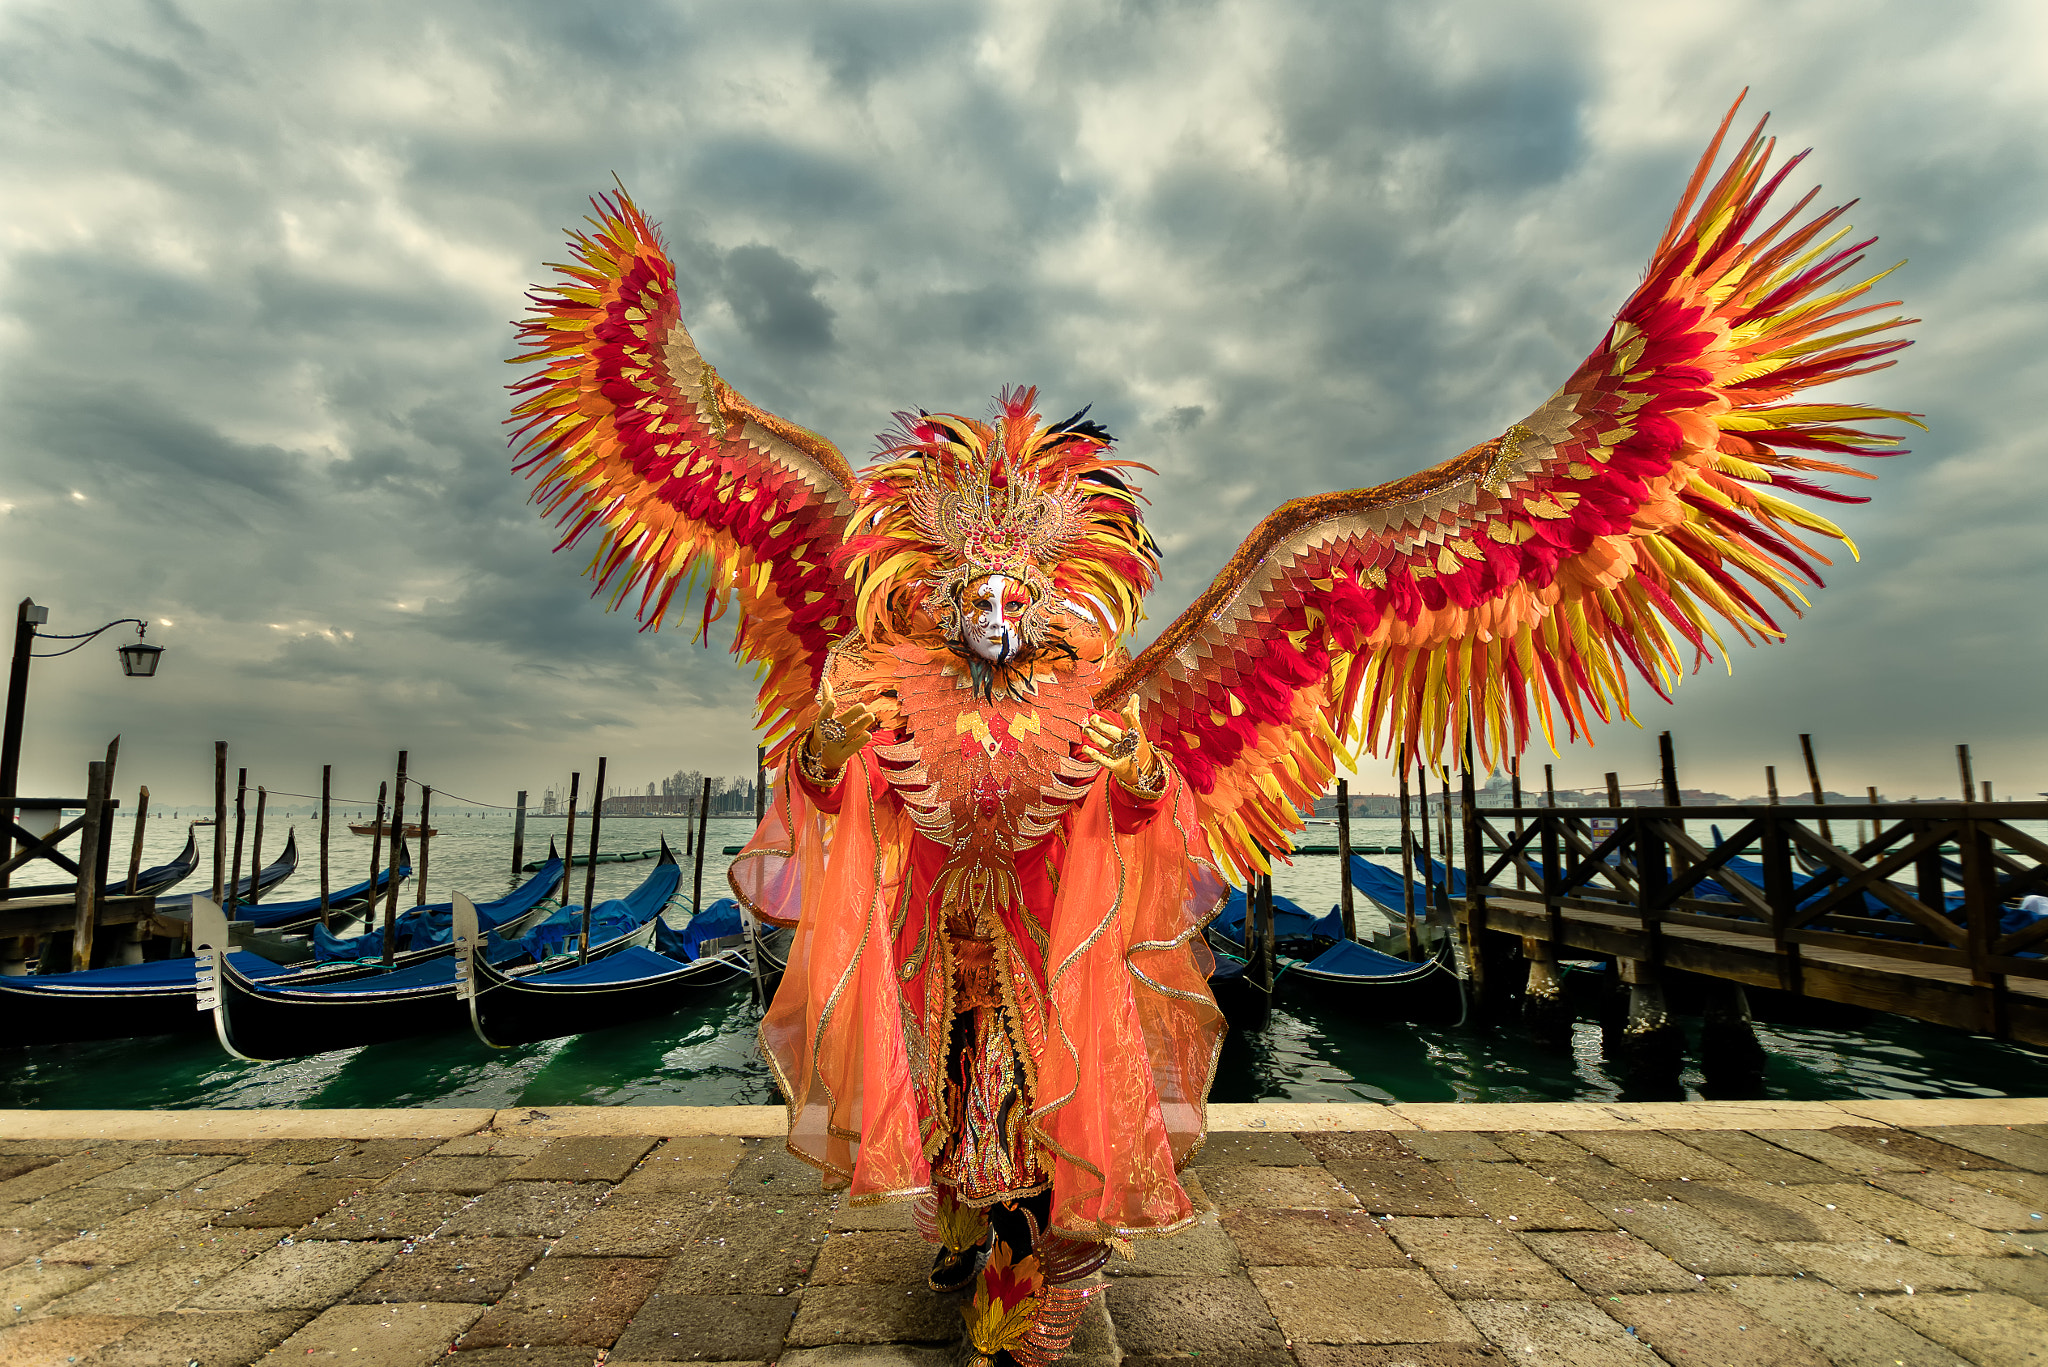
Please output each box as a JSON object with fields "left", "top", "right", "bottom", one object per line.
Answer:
{"left": 0, "top": 1107, "right": 2042, "bottom": 1366}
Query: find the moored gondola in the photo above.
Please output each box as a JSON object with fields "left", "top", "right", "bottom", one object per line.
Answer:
{"left": 232, "top": 846, "right": 412, "bottom": 933}
{"left": 1207, "top": 864, "right": 1465, "bottom": 1022}
{"left": 0, "top": 947, "right": 308, "bottom": 1047}
{"left": 307, "top": 845, "right": 563, "bottom": 960}
{"left": 455, "top": 890, "right": 750, "bottom": 1047}
{"left": 1274, "top": 937, "right": 1464, "bottom": 1022}
{"left": 153, "top": 833, "right": 301, "bottom": 918}
{"left": 197, "top": 843, "right": 681, "bottom": 1060}
{"left": 0, "top": 826, "right": 202, "bottom": 902}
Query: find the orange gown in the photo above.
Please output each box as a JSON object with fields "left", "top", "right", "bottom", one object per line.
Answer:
{"left": 733, "top": 617, "right": 1226, "bottom": 1241}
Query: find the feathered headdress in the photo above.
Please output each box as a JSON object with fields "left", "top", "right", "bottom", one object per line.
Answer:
{"left": 840, "top": 387, "right": 1160, "bottom": 644}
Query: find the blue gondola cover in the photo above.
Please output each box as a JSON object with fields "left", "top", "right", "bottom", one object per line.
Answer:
{"left": 658, "top": 899, "right": 743, "bottom": 962}
{"left": 1299, "top": 939, "right": 1434, "bottom": 978}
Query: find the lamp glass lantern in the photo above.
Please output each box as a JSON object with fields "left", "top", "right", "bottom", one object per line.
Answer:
{"left": 117, "top": 626, "right": 163, "bottom": 678}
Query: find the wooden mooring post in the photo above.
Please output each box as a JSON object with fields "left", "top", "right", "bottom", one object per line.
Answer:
{"left": 416, "top": 786, "right": 434, "bottom": 908}
{"left": 318, "top": 765, "right": 332, "bottom": 928}
{"left": 211, "top": 743, "right": 227, "bottom": 906}
{"left": 1516, "top": 759, "right": 1568, "bottom": 1044}
{"left": 124, "top": 785, "right": 149, "bottom": 894}
{"left": 1396, "top": 745, "right": 1418, "bottom": 960}
{"left": 68, "top": 759, "right": 108, "bottom": 971}
{"left": 1800, "top": 733, "right": 1833, "bottom": 846}
{"left": 247, "top": 787, "right": 266, "bottom": 907}
{"left": 510, "top": 790, "right": 527, "bottom": 878}
{"left": 121, "top": 783, "right": 150, "bottom": 965}
{"left": 1335, "top": 778, "right": 1356, "bottom": 942}
{"left": 380, "top": 751, "right": 408, "bottom": 967}
{"left": 1253, "top": 873, "right": 1269, "bottom": 1000}
{"left": 366, "top": 781, "right": 387, "bottom": 910}
{"left": 226, "top": 768, "right": 248, "bottom": 917}
{"left": 692, "top": 777, "right": 711, "bottom": 914}
{"left": 580, "top": 758, "right": 606, "bottom": 964}
{"left": 1457, "top": 744, "right": 1489, "bottom": 1014}
{"left": 561, "top": 772, "right": 581, "bottom": 907}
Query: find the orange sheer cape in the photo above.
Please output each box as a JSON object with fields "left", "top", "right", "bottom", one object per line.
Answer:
{"left": 736, "top": 758, "right": 1227, "bottom": 1241}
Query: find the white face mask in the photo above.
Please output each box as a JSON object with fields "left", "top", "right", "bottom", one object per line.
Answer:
{"left": 964, "top": 573, "right": 1027, "bottom": 665}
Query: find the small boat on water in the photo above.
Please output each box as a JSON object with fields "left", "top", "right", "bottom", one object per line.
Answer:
{"left": 197, "top": 842, "right": 681, "bottom": 1061}
{"left": 456, "top": 888, "right": 751, "bottom": 1048}
{"left": 0, "top": 827, "right": 201, "bottom": 902}
{"left": 523, "top": 846, "right": 664, "bottom": 871}
{"left": 349, "top": 821, "right": 437, "bottom": 839}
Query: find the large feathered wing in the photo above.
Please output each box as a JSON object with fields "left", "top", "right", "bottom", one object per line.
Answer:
{"left": 509, "top": 192, "right": 860, "bottom": 747}
{"left": 1096, "top": 100, "right": 1920, "bottom": 878}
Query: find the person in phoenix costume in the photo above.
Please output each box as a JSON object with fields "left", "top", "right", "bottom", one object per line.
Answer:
{"left": 509, "top": 97, "right": 1914, "bottom": 1365}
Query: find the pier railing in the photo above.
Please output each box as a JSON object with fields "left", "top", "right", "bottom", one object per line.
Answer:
{"left": 1458, "top": 800, "right": 2048, "bottom": 1039}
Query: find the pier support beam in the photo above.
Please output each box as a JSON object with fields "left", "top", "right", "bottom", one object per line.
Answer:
{"left": 1519, "top": 936, "right": 1572, "bottom": 1046}
{"left": 1607, "top": 958, "right": 1684, "bottom": 1086}
{"left": 1699, "top": 978, "right": 1767, "bottom": 1090}
{"left": 0, "top": 936, "right": 24, "bottom": 976}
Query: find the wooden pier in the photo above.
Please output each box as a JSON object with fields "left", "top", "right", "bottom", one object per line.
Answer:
{"left": 1454, "top": 793, "right": 2048, "bottom": 1047}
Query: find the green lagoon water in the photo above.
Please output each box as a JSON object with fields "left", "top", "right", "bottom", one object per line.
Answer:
{"left": 4, "top": 812, "right": 2046, "bottom": 1110}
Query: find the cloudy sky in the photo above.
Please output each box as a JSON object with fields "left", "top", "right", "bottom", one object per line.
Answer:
{"left": 2, "top": 0, "right": 2043, "bottom": 812}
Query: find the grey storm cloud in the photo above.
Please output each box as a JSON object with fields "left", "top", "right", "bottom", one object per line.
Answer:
{"left": 1, "top": 0, "right": 2044, "bottom": 810}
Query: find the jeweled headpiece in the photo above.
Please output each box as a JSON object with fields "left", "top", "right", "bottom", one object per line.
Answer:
{"left": 905, "top": 435, "right": 1092, "bottom": 646}
{"left": 838, "top": 387, "right": 1161, "bottom": 646}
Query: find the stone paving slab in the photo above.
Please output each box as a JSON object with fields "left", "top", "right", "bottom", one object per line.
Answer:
{"left": 1912, "top": 1123, "right": 2048, "bottom": 1172}
{"left": 1877, "top": 1290, "right": 2048, "bottom": 1366}
{"left": 1611, "top": 1289, "right": 1830, "bottom": 1367}
{"left": 1713, "top": 1275, "right": 1973, "bottom": 1367}
{"left": 455, "top": 1255, "right": 667, "bottom": 1349}
{"left": 1221, "top": 1208, "right": 1409, "bottom": 1269}
{"left": 76, "top": 1308, "right": 317, "bottom": 1364}
{"left": 0, "top": 1099, "right": 2042, "bottom": 1364}
{"left": 1869, "top": 1170, "right": 2045, "bottom": 1229}
{"left": 185, "top": 1236, "right": 398, "bottom": 1309}
{"left": 1386, "top": 1217, "right": 1583, "bottom": 1300}
{"left": 0, "top": 1312, "right": 150, "bottom": 1364}
{"left": 1517, "top": 1230, "right": 1698, "bottom": 1295}
{"left": 1458, "top": 1299, "right": 1658, "bottom": 1365}
{"left": 348, "top": 1235, "right": 551, "bottom": 1304}
{"left": 275, "top": 1300, "right": 485, "bottom": 1363}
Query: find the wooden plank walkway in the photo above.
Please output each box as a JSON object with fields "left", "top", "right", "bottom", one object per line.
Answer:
{"left": 1448, "top": 797, "right": 2048, "bottom": 1047}
{"left": 1483, "top": 895, "right": 2048, "bottom": 1045}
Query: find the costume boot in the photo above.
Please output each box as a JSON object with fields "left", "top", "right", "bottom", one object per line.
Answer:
{"left": 963, "top": 1195, "right": 1107, "bottom": 1367}
{"left": 914, "top": 1186, "right": 990, "bottom": 1293}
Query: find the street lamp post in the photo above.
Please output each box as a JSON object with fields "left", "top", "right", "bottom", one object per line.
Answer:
{"left": 1, "top": 599, "right": 166, "bottom": 893}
